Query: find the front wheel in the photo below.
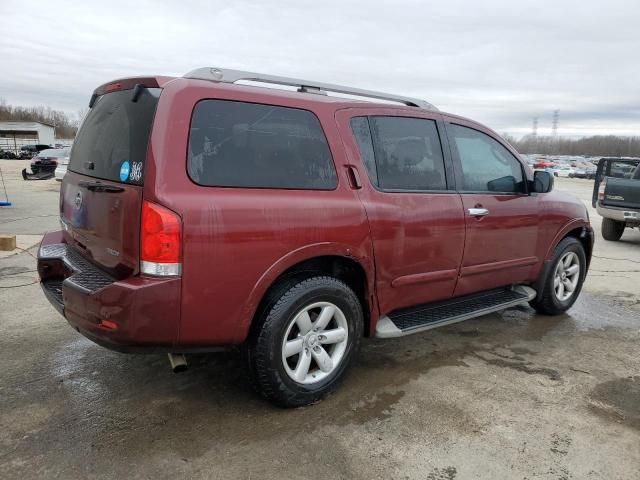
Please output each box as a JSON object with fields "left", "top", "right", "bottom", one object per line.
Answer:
{"left": 530, "top": 237, "right": 586, "bottom": 315}
{"left": 246, "top": 276, "right": 363, "bottom": 407}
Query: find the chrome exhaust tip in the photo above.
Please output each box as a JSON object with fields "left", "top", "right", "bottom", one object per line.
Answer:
{"left": 168, "top": 353, "right": 188, "bottom": 373}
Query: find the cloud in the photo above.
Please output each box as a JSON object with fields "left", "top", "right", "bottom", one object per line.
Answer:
{"left": 1, "top": 0, "right": 638, "bottom": 136}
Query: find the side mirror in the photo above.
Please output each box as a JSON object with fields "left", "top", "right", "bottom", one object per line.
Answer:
{"left": 533, "top": 170, "right": 554, "bottom": 193}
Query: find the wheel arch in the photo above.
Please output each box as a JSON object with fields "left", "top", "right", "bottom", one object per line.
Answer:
{"left": 241, "top": 244, "right": 377, "bottom": 342}
{"left": 534, "top": 220, "right": 593, "bottom": 302}
{"left": 545, "top": 220, "right": 593, "bottom": 269}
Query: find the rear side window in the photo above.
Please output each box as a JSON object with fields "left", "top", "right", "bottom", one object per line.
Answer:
{"left": 188, "top": 100, "right": 337, "bottom": 189}
{"left": 367, "top": 116, "right": 446, "bottom": 191}
{"left": 449, "top": 125, "right": 525, "bottom": 193}
{"left": 70, "top": 88, "right": 160, "bottom": 184}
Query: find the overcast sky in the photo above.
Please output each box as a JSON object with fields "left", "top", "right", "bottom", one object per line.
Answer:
{"left": 1, "top": 0, "right": 638, "bottom": 137}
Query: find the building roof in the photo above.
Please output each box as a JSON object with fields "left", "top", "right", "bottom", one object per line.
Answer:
{"left": 0, "top": 121, "right": 56, "bottom": 131}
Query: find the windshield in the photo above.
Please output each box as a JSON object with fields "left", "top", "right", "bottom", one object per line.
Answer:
{"left": 39, "top": 148, "right": 70, "bottom": 157}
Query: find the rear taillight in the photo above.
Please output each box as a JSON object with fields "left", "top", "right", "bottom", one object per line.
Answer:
{"left": 598, "top": 177, "right": 607, "bottom": 202}
{"left": 140, "top": 200, "right": 181, "bottom": 276}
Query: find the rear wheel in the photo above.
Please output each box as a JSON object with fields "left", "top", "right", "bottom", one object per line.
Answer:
{"left": 530, "top": 237, "right": 586, "bottom": 315}
{"left": 246, "top": 276, "right": 363, "bottom": 407}
{"left": 601, "top": 218, "right": 625, "bottom": 241}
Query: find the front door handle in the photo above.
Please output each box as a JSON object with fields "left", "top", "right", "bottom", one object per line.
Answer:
{"left": 468, "top": 208, "right": 489, "bottom": 217}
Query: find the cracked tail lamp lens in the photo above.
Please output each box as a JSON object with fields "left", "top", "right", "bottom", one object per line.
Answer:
{"left": 140, "top": 200, "right": 181, "bottom": 276}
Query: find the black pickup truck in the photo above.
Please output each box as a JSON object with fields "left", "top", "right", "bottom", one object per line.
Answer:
{"left": 592, "top": 157, "right": 640, "bottom": 241}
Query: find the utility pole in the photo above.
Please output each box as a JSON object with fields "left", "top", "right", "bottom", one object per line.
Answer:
{"left": 552, "top": 110, "right": 559, "bottom": 138}
{"left": 532, "top": 117, "right": 538, "bottom": 139}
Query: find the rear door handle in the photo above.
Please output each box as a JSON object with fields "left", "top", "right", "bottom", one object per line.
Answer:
{"left": 346, "top": 165, "right": 362, "bottom": 189}
{"left": 468, "top": 208, "right": 489, "bottom": 217}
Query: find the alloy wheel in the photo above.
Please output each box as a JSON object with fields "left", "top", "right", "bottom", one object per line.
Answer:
{"left": 281, "top": 302, "right": 349, "bottom": 385}
{"left": 553, "top": 251, "right": 580, "bottom": 302}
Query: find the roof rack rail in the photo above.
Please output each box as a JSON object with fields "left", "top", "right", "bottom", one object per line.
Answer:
{"left": 183, "top": 67, "right": 437, "bottom": 111}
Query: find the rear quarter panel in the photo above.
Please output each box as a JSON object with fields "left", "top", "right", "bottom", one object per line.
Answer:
{"left": 145, "top": 79, "right": 373, "bottom": 345}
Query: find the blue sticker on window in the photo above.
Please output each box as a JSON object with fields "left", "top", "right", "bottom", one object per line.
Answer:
{"left": 119, "top": 161, "right": 130, "bottom": 182}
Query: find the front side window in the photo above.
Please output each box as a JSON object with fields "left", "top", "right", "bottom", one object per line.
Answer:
{"left": 449, "top": 125, "right": 525, "bottom": 193}
{"left": 368, "top": 116, "right": 446, "bottom": 191}
{"left": 188, "top": 100, "right": 337, "bottom": 189}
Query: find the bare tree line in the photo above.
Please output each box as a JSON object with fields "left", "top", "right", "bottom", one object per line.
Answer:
{"left": 1, "top": 96, "right": 638, "bottom": 157}
{"left": 0, "top": 98, "right": 85, "bottom": 139}
{"left": 504, "top": 134, "right": 640, "bottom": 157}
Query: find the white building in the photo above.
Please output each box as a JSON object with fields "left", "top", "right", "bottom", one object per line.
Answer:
{"left": 0, "top": 121, "right": 56, "bottom": 153}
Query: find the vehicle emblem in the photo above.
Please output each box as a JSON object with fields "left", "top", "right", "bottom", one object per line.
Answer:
{"left": 74, "top": 191, "right": 83, "bottom": 210}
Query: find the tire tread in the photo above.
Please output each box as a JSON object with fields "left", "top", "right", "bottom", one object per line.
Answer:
{"left": 247, "top": 276, "right": 362, "bottom": 407}
{"left": 530, "top": 236, "right": 586, "bottom": 315}
{"left": 601, "top": 218, "right": 625, "bottom": 241}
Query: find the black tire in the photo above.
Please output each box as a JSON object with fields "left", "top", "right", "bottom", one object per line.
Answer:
{"left": 245, "top": 276, "right": 363, "bottom": 408}
{"left": 529, "top": 237, "right": 586, "bottom": 315}
{"left": 601, "top": 218, "right": 625, "bottom": 241}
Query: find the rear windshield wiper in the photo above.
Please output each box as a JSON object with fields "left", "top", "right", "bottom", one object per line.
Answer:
{"left": 78, "top": 181, "right": 125, "bottom": 193}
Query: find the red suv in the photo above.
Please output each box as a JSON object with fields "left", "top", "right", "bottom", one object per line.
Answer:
{"left": 37, "top": 68, "right": 593, "bottom": 407}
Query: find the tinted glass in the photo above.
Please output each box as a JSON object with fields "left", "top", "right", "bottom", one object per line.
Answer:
{"left": 188, "top": 100, "right": 337, "bottom": 189}
{"left": 609, "top": 161, "right": 640, "bottom": 180}
{"left": 39, "top": 148, "right": 69, "bottom": 158}
{"left": 350, "top": 117, "right": 378, "bottom": 186}
{"left": 369, "top": 116, "right": 446, "bottom": 191}
{"left": 450, "top": 125, "right": 525, "bottom": 193}
{"left": 70, "top": 88, "right": 160, "bottom": 184}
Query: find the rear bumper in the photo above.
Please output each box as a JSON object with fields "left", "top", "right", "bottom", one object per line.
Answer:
{"left": 597, "top": 203, "right": 640, "bottom": 225}
{"left": 37, "top": 231, "right": 181, "bottom": 352}
{"left": 54, "top": 166, "right": 66, "bottom": 181}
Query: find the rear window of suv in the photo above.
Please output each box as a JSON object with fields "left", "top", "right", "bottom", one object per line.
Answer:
{"left": 187, "top": 100, "right": 337, "bottom": 189}
{"left": 69, "top": 87, "right": 160, "bottom": 184}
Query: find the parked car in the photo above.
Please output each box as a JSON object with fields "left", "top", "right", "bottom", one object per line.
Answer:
{"left": 534, "top": 159, "right": 556, "bottom": 169}
{"left": 554, "top": 166, "right": 576, "bottom": 178}
{"left": 19, "top": 144, "right": 52, "bottom": 159}
{"left": 29, "top": 148, "right": 70, "bottom": 176}
{"left": 592, "top": 157, "right": 640, "bottom": 241}
{"left": 53, "top": 148, "right": 72, "bottom": 181}
{"left": 0, "top": 149, "right": 17, "bottom": 159}
{"left": 573, "top": 167, "right": 597, "bottom": 180}
{"left": 37, "top": 68, "right": 593, "bottom": 407}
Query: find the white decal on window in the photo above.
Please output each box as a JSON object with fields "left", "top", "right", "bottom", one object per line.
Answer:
{"left": 130, "top": 162, "right": 143, "bottom": 182}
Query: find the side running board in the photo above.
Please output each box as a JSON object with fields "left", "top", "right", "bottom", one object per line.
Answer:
{"left": 375, "top": 285, "right": 536, "bottom": 338}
